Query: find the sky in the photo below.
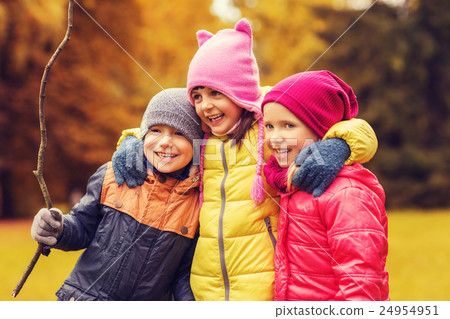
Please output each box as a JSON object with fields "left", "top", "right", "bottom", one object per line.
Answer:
{"left": 211, "top": 0, "right": 407, "bottom": 22}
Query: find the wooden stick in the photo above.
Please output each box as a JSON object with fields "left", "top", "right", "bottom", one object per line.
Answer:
{"left": 12, "top": 0, "right": 75, "bottom": 298}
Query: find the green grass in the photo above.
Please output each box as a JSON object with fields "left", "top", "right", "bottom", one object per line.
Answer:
{"left": 0, "top": 219, "right": 81, "bottom": 301}
{"left": 1, "top": 209, "right": 450, "bottom": 300}
{"left": 386, "top": 210, "right": 450, "bottom": 300}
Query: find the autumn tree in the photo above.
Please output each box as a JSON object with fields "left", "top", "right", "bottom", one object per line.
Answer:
{"left": 231, "top": 0, "right": 336, "bottom": 85}
{"left": 0, "top": 0, "right": 221, "bottom": 218}
{"left": 232, "top": 0, "right": 449, "bottom": 208}
{"left": 3, "top": 0, "right": 448, "bottom": 215}
{"left": 312, "top": 0, "right": 450, "bottom": 207}
{"left": 0, "top": 0, "right": 68, "bottom": 218}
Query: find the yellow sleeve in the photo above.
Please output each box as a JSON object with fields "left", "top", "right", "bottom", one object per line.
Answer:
{"left": 116, "top": 128, "right": 141, "bottom": 149}
{"left": 322, "top": 118, "right": 378, "bottom": 165}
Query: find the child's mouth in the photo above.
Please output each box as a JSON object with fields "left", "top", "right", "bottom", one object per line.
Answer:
{"left": 207, "top": 113, "right": 224, "bottom": 124}
{"left": 272, "top": 148, "right": 291, "bottom": 165}
{"left": 273, "top": 148, "right": 291, "bottom": 155}
{"left": 155, "top": 152, "right": 177, "bottom": 159}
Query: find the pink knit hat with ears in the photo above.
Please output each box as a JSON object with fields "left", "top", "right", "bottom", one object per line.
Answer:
{"left": 187, "top": 18, "right": 263, "bottom": 118}
{"left": 262, "top": 70, "right": 359, "bottom": 138}
{"left": 187, "top": 19, "right": 266, "bottom": 207}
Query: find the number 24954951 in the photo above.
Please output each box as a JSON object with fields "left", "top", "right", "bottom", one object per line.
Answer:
{"left": 379, "top": 305, "right": 438, "bottom": 316}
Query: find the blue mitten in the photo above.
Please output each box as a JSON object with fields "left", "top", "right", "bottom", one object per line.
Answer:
{"left": 292, "top": 138, "right": 350, "bottom": 197}
{"left": 112, "top": 135, "right": 147, "bottom": 188}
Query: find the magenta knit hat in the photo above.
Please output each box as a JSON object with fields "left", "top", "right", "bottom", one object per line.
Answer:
{"left": 187, "top": 18, "right": 262, "bottom": 117}
{"left": 262, "top": 70, "right": 359, "bottom": 138}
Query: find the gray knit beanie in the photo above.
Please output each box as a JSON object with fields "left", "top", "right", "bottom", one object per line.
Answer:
{"left": 140, "top": 88, "right": 203, "bottom": 145}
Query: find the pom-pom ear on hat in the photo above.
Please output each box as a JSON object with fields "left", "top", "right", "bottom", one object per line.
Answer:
{"left": 196, "top": 30, "right": 214, "bottom": 47}
{"left": 234, "top": 18, "right": 252, "bottom": 36}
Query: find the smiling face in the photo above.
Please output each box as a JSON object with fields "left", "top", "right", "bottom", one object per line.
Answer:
{"left": 190, "top": 86, "right": 243, "bottom": 136}
{"left": 263, "top": 102, "right": 320, "bottom": 168}
{"left": 143, "top": 125, "right": 193, "bottom": 174}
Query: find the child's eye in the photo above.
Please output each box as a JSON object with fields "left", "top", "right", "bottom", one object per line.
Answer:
{"left": 149, "top": 128, "right": 161, "bottom": 134}
{"left": 265, "top": 123, "right": 274, "bottom": 130}
{"left": 192, "top": 93, "right": 202, "bottom": 101}
{"left": 211, "top": 90, "right": 222, "bottom": 97}
{"left": 285, "top": 123, "right": 295, "bottom": 128}
{"left": 174, "top": 131, "right": 184, "bottom": 136}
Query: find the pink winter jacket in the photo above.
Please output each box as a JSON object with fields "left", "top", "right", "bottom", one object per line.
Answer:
{"left": 274, "top": 164, "right": 389, "bottom": 301}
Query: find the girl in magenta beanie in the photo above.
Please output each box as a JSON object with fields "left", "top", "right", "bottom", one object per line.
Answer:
{"left": 263, "top": 70, "right": 389, "bottom": 300}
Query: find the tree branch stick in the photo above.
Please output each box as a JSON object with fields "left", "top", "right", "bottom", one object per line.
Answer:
{"left": 12, "top": 0, "right": 75, "bottom": 298}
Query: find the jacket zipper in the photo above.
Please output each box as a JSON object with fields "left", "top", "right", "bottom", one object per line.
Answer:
{"left": 219, "top": 141, "right": 230, "bottom": 301}
{"left": 264, "top": 217, "right": 277, "bottom": 249}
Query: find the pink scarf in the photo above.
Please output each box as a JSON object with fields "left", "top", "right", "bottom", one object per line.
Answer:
{"left": 263, "top": 155, "right": 288, "bottom": 192}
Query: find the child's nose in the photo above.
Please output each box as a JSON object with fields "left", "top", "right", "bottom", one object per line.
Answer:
{"left": 158, "top": 135, "right": 172, "bottom": 148}
{"left": 271, "top": 128, "right": 285, "bottom": 140}
{"left": 201, "top": 98, "right": 214, "bottom": 111}
{"left": 270, "top": 137, "right": 284, "bottom": 147}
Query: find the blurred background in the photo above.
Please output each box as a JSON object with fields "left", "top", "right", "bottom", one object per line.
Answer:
{"left": 1, "top": 0, "right": 449, "bottom": 300}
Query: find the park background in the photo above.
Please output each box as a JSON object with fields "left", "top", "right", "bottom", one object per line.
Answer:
{"left": 1, "top": 0, "right": 449, "bottom": 300}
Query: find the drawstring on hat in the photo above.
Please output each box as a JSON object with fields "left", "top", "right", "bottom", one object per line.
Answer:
{"left": 198, "top": 131, "right": 211, "bottom": 207}
{"left": 250, "top": 118, "right": 265, "bottom": 206}
{"left": 211, "top": 118, "right": 242, "bottom": 137}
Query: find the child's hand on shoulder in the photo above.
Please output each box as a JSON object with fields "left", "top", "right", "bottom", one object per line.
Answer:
{"left": 291, "top": 138, "right": 350, "bottom": 197}
{"left": 31, "top": 208, "right": 64, "bottom": 246}
{"left": 112, "top": 135, "right": 147, "bottom": 188}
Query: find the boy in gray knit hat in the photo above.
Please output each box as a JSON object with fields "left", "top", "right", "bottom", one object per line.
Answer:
{"left": 113, "top": 88, "right": 203, "bottom": 185}
{"left": 140, "top": 88, "right": 203, "bottom": 178}
{"left": 31, "top": 88, "right": 203, "bottom": 300}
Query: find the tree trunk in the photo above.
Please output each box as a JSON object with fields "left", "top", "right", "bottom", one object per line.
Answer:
{"left": 0, "top": 169, "right": 14, "bottom": 219}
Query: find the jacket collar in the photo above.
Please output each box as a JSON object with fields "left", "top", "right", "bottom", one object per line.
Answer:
{"left": 146, "top": 166, "right": 200, "bottom": 191}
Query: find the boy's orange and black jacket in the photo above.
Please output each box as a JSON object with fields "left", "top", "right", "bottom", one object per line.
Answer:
{"left": 53, "top": 162, "right": 200, "bottom": 301}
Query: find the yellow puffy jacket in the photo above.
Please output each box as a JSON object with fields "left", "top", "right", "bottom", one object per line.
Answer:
{"left": 189, "top": 117, "right": 377, "bottom": 301}
{"left": 190, "top": 123, "right": 279, "bottom": 301}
